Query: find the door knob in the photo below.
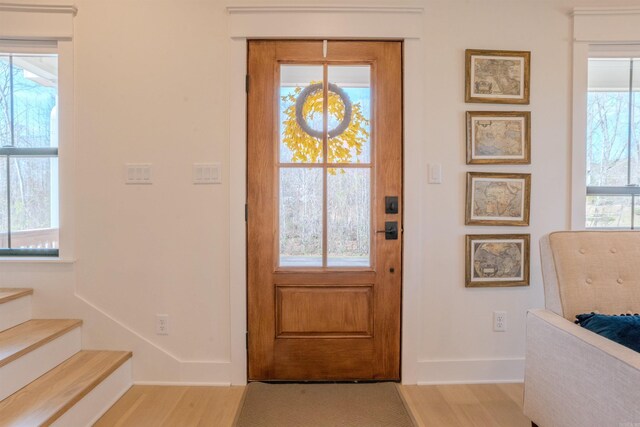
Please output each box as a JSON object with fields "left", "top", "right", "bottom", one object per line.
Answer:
{"left": 376, "top": 221, "right": 398, "bottom": 240}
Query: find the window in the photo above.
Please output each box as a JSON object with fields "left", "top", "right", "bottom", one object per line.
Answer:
{"left": 586, "top": 57, "right": 640, "bottom": 229}
{"left": 0, "top": 51, "right": 59, "bottom": 256}
{"left": 278, "top": 64, "right": 372, "bottom": 268}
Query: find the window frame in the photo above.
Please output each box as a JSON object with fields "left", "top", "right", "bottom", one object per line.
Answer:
{"left": 0, "top": 4, "right": 76, "bottom": 261}
{"left": 571, "top": 8, "right": 640, "bottom": 230}
{"left": 585, "top": 54, "right": 640, "bottom": 229}
{"left": 0, "top": 44, "right": 60, "bottom": 256}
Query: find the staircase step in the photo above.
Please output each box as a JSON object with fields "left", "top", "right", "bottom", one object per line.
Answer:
{"left": 0, "top": 319, "right": 82, "bottom": 368}
{"left": 0, "top": 350, "right": 132, "bottom": 426}
{"left": 0, "top": 320, "right": 83, "bottom": 401}
{"left": 0, "top": 289, "right": 33, "bottom": 305}
{"left": 0, "top": 289, "right": 33, "bottom": 332}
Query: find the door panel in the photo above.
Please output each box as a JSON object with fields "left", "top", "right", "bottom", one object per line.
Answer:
{"left": 247, "top": 40, "right": 402, "bottom": 381}
{"left": 276, "top": 285, "right": 373, "bottom": 337}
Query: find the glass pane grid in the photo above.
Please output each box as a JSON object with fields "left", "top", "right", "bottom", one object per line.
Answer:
{"left": 587, "top": 57, "right": 640, "bottom": 229}
{"left": 278, "top": 63, "right": 374, "bottom": 268}
{"left": 0, "top": 52, "right": 59, "bottom": 255}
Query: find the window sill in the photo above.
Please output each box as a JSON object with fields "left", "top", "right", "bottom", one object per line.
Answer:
{"left": 0, "top": 257, "right": 76, "bottom": 264}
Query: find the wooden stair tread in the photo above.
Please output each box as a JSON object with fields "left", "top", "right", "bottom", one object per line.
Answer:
{"left": 0, "top": 350, "right": 132, "bottom": 427}
{"left": 0, "top": 288, "right": 33, "bottom": 305}
{"left": 0, "top": 319, "right": 82, "bottom": 368}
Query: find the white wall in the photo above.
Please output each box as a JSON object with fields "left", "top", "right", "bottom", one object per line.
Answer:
{"left": 4, "top": 0, "right": 640, "bottom": 384}
{"left": 418, "top": 0, "right": 571, "bottom": 383}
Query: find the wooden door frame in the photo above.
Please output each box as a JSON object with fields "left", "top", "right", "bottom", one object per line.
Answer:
{"left": 227, "top": 6, "right": 425, "bottom": 385}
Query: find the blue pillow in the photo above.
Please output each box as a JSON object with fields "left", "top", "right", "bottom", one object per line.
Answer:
{"left": 575, "top": 313, "right": 640, "bottom": 353}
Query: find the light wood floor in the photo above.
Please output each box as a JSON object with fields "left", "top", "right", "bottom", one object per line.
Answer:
{"left": 96, "top": 383, "right": 529, "bottom": 427}
{"left": 400, "top": 383, "right": 529, "bottom": 427}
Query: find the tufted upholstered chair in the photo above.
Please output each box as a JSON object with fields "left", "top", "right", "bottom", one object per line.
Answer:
{"left": 523, "top": 231, "right": 640, "bottom": 427}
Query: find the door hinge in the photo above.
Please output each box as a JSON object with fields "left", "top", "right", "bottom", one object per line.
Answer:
{"left": 245, "top": 75, "right": 249, "bottom": 93}
{"left": 245, "top": 331, "right": 248, "bottom": 349}
{"left": 245, "top": 204, "right": 248, "bottom": 221}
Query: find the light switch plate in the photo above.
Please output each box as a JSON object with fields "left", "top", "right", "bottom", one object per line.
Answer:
{"left": 428, "top": 163, "right": 442, "bottom": 184}
{"left": 125, "top": 163, "right": 153, "bottom": 184}
{"left": 193, "top": 163, "right": 221, "bottom": 184}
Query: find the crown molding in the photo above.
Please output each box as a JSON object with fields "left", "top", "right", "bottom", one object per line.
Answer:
{"left": 0, "top": 3, "right": 77, "bottom": 15}
{"left": 573, "top": 7, "right": 640, "bottom": 17}
{"left": 227, "top": 5, "right": 423, "bottom": 14}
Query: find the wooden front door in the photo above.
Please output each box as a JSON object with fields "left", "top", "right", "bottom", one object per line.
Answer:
{"left": 247, "top": 40, "right": 402, "bottom": 381}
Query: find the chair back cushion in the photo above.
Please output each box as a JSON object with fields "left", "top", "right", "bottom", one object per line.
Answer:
{"left": 541, "top": 231, "right": 640, "bottom": 321}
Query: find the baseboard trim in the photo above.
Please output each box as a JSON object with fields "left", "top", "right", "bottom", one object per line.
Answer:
{"left": 134, "top": 381, "right": 232, "bottom": 387}
{"left": 76, "top": 293, "right": 234, "bottom": 384}
{"left": 416, "top": 358, "right": 525, "bottom": 385}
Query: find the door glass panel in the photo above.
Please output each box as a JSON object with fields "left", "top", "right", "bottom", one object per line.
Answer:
{"left": 586, "top": 195, "right": 632, "bottom": 228}
{"left": 10, "top": 157, "right": 59, "bottom": 249}
{"left": 327, "top": 66, "right": 371, "bottom": 164}
{"left": 327, "top": 168, "right": 370, "bottom": 267}
{"left": 279, "top": 168, "right": 323, "bottom": 267}
{"left": 280, "top": 65, "right": 324, "bottom": 164}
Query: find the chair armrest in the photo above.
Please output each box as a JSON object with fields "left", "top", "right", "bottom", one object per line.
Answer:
{"left": 524, "top": 309, "right": 640, "bottom": 427}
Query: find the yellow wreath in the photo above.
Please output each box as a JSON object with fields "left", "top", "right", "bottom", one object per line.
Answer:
{"left": 281, "top": 82, "right": 370, "bottom": 165}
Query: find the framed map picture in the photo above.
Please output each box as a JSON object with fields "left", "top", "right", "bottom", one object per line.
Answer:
{"left": 465, "top": 49, "right": 530, "bottom": 104}
{"left": 465, "top": 234, "right": 530, "bottom": 287}
{"left": 466, "top": 111, "right": 531, "bottom": 164}
{"left": 465, "top": 172, "right": 531, "bottom": 226}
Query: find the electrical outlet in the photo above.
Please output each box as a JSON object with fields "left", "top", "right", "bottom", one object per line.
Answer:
{"left": 493, "top": 311, "right": 507, "bottom": 332}
{"left": 156, "top": 314, "right": 169, "bottom": 335}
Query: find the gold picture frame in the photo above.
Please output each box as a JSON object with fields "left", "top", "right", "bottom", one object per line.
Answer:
{"left": 465, "top": 234, "right": 530, "bottom": 288}
{"left": 466, "top": 111, "right": 531, "bottom": 165}
{"left": 465, "top": 172, "right": 531, "bottom": 226}
{"left": 465, "top": 49, "right": 531, "bottom": 104}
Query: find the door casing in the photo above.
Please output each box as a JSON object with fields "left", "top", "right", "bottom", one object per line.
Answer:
{"left": 227, "top": 6, "right": 424, "bottom": 385}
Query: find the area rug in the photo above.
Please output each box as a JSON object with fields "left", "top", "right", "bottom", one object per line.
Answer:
{"left": 234, "top": 382, "right": 415, "bottom": 427}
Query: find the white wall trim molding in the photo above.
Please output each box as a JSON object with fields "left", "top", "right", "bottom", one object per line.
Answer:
{"left": 573, "top": 7, "right": 640, "bottom": 43}
{"left": 228, "top": 5, "right": 425, "bottom": 385}
{"left": 134, "top": 381, "right": 232, "bottom": 387}
{"left": 573, "top": 7, "right": 640, "bottom": 17}
{"left": 0, "top": 2, "right": 76, "bottom": 40}
{"left": 416, "top": 358, "right": 525, "bottom": 385}
{"left": 571, "top": 41, "right": 588, "bottom": 230}
{"left": 77, "top": 293, "right": 231, "bottom": 364}
{"left": 226, "top": 5, "right": 423, "bottom": 39}
{"left": 227, "top": 5, "right": 423, "bottom": 14}
{"left": 76, "top": 293, "right": 188, "bottom": 362}
{"left": 0, "top": 3, "right": 77, "bottom": 15}
{"left": 72, "top": 293, "right": 232, "bottom": 383}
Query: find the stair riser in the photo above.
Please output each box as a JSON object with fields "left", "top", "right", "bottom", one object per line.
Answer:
{"left": 0, "top": 326, "right": 81, "bottom": 401}
{"left": 0, "top": 295, "right": 31, "bottom": 332}
{"left": 51, "top": 358, "right": 132, "bottom": 427}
